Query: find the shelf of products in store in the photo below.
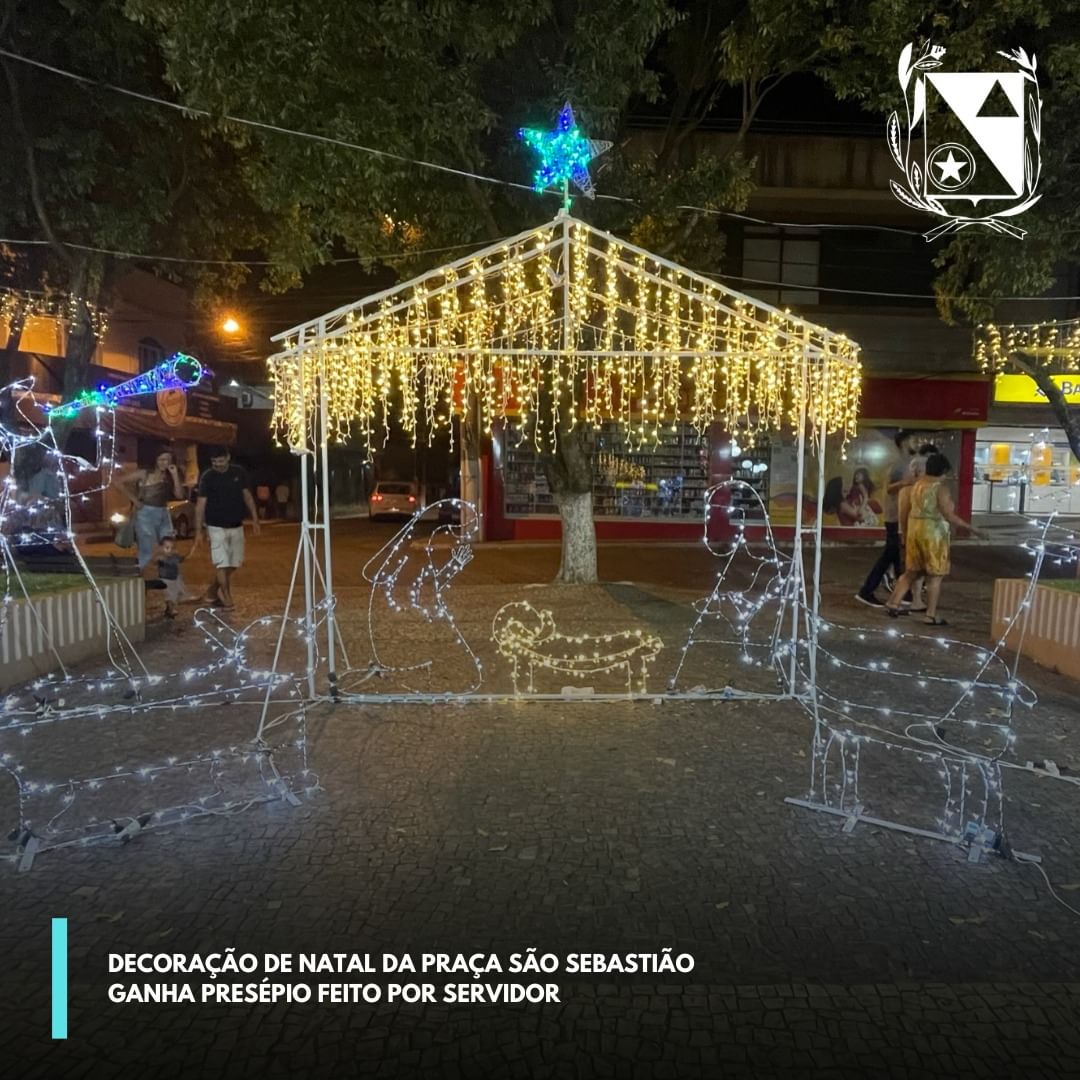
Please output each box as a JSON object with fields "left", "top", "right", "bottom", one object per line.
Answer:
{"left": 503, "top": 420, "right": 708, "bottom": 519}
{"left": 728, "top": 432, "right": 771, "bottom": 519}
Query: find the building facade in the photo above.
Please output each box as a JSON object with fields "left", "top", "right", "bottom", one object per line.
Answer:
{"left": 1, "top": 270, "right": 238, "bottom": 530}
{"left": 477, "top": 127, "right": 1078, "bottom": 541}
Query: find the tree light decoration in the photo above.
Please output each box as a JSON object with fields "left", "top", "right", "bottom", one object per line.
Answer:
{"left": 1, "top": 286, "right": 110, "bottom": 341}
{"left": 267, "top": 216, "right": 861, "bottom": 462}
{"left": 518, "top": 102, "right": 612, "bottom": 206}
{"left": 974, "top": 318, "right": 1080, "bottom": 371}
{"left": 492, "top": 600, "right": 662, "bottom": 695}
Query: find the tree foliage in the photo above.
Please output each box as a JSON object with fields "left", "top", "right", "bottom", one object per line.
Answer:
{"left": 0, "top": 0, "right": 281, "bottom": 438}
{"left": 818, "top": 0, "right": 1080, "bottom": 451}
{"left": 818, "top": 0, "right": 1080, "bottom": 324}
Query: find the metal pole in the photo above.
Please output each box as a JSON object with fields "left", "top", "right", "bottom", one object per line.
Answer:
{"left": 257, "top": 516, "right": 306, "bottom": 737}
{"left": 318, "top": 364, "right": 338, "bottom": 698}
{"left": 808, "top": 362, "right": 829, "bottom": 700}
{"left": 297, "top": 349, "right": 317, "bottom": 699}
{"left": 787, "top": 337, "right": 810, "bottom": 695}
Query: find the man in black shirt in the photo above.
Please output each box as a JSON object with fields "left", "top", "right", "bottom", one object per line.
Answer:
{"left": 192, "top": 446, "right": 260, "bottom": 609}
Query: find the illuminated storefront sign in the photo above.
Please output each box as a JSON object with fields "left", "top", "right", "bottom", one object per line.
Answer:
{"left": 993, "top": 372, "right": 1080, "bottom": 404}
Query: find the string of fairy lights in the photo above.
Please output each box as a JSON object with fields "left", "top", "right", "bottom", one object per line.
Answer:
{"left": 0, "top": 367, "right": 318, "bottom": 865}
{"left": 975, "top": 319, "right": 1080, "bottom": 371}
{"left": 267, "top": 217, "right": 862, "bottom": 461}
{"left": 669, "top": 479, "right": 795, "bottom": 686}
{"left": 787, "top": 504, "right": 1079, "bottom": 849}
{"left": 0, "top": 287, "right": 110, "bottom": 341}
{"left": 348, "top": 499, "right": 485, "bottom": 696}
{"left": 492, "top": 600, "right": 663, "bottom": 695}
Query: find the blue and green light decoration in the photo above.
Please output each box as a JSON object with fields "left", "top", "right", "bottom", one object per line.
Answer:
{"left": 45, "top": 353, "right": 207, "bottom": 422}
{"left": 518, "top": 102, "right": 612, "bottom": 209}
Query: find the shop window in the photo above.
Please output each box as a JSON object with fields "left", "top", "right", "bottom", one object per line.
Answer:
{"left": 973, "top": 429, "right": 1080, "bottom": 514}
{"left": 137, "top": 337, "right": 164, "bottom": 372}
{"left": 742, "top": 227, "right": 820, "bottom": 306}
{"left": 502, "top": 420, "right": 709, "bottom": 520}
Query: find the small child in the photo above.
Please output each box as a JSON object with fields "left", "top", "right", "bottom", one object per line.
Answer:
{"left": 156, "top": 536, "right": 189, "bottom": 618}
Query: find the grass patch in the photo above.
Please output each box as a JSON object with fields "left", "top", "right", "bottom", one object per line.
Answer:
{"left": 1043, "top": 578, "right": 1080, "bottom": 594}
{"left": 6, "top": 572, "right": 100, "bottom": 597}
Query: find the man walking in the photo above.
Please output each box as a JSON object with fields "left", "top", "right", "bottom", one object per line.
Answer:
{"left": 855, "top": 430, "right": 916, "bottom": 607}
{"left": 192, "top": 446, "right": 260, "bottom": 609}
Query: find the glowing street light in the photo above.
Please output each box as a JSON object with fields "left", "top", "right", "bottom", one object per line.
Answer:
{"left": 221, "top": 315, "right": 241, "bottom": 335}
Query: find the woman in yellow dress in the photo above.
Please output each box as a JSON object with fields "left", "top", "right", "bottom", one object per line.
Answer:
{"left": 892, "top": 441, "right": 938, "bottom": 612}
{"left": 885, "top": 454, "right": 982, "bottom": 625}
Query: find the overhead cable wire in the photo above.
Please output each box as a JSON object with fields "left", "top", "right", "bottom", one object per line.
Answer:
{"left": 3, "top": 48, "right": 1078, "bottom": 304}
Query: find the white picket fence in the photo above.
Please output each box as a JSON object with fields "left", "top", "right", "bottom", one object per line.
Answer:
{"left": 992, "top": 578, "right": 1080, "bottom": 682}
{"left": 0, "top": 579, "right": 145, "bottom": 689}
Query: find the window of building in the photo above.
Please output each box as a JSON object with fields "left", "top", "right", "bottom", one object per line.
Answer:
{"left": 741, "top": 226, "right": 820, "bottom": 306}
{"left": 137, "top": 337, "right": 164, "bottom": 372}
{"left": 819, "top": 230, "right": 935, "bottom": 307}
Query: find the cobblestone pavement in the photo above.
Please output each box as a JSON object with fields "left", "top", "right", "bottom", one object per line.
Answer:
{"left": 2, "top": 522, "right": 1079, "bottom": 1078}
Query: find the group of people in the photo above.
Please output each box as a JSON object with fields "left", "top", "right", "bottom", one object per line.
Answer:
{"left": 114, "top": 445, "right": 259, "bottom": 615}
{"left": 856, "top": 431, "right": 982, "bottom": 626}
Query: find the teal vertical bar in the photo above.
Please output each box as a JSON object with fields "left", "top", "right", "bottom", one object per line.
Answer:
{"left": 51, "top": 917, "right": 68, "bottom": 1039}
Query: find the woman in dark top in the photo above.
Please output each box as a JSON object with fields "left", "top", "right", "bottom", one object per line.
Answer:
{"left": 114, "top": 448, "right": 184, "bottom": 570}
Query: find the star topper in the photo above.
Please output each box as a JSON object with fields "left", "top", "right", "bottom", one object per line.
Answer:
{"left": 518, "top": 103, "right": 612, "bottom": 209}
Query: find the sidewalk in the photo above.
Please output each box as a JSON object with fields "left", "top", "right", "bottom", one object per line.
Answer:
{"left": 3, "top": 525, "right": 1079, "bottom": 1078}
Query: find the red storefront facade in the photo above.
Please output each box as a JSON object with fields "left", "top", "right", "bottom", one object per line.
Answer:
{"left": 480, "top": 374, "right": 991, "bottom": 543}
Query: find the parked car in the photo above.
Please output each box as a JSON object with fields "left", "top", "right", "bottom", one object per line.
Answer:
{"left": 369, "top": 481, "right": 420, "bottom": 520}
{"left": 168, "top": 491, "right": 197, "bottom": 538}
{"left": 110, "top": 488, "right": 197, "bottom": 539}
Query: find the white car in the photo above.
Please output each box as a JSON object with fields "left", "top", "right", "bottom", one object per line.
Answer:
{"left": 369, "top": 481, "right": 420, "bottom": 520}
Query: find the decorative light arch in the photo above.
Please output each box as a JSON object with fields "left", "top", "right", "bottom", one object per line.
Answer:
{"left": 266, "top": 210, "right": 863, "bottom": 699}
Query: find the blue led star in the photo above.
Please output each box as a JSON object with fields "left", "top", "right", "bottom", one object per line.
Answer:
{"left": 518, "top": 103, "right": 612, "bottom": 209}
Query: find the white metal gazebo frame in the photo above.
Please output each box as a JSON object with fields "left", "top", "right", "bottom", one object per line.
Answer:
{"left": 263, "top": 210, "right": 862, "bottom": 705}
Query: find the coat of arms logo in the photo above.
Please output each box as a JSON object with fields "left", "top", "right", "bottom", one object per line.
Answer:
{"left": 888, "top": 42, "right": 1042, "bottom": 241}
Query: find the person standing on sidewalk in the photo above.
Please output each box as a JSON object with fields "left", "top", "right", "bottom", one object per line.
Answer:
{"left": 894, "top": 442, "right": 939, "bottom": 613}
{"left": 113, "top": 448, "right": 185, "bottom": 572}
{"left": 192, "top": 446, "right": 260, "bottom": 609}
{"left": 885, "top": 453, "right": 983, "bottom": 625}
{"left": 855, "top": 431, "right": 916, "bottom": 607}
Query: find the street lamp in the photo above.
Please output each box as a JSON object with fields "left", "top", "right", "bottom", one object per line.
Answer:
{"left": 221, "top": 315, "right": 241, "bottom": 335}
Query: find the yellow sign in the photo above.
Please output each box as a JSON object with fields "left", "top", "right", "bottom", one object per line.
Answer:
{"left": 994, "top": 372, "right": 1080, "bottom": 404}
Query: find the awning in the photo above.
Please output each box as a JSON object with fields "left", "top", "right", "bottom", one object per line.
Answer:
{"left": 111, "top": 404, "right": 237, "bottom": 445}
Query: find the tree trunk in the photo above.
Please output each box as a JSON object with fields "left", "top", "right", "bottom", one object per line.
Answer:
{"left": 460, "top": 402, "right": 483, "bottom": 537}
{"left": 0, "top": 300, "right": 26, "bottom": 427}
{"left": 50, "top": 253, "right": 104, "bottom": 447}
{"left": 554, "top": 489, "right": 597, "bottom": 583}
{"left": 543, "top": 425, "right": 597, "bottom": 584}
{"left": 1011, "top": 354, "right": 1080, "bottom": 463}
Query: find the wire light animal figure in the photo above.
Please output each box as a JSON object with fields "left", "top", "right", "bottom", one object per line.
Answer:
{"left": 360, "top": 499, "right": 482, "bottom": 693}
{"left": 670, "top": 480, "right": 796, "bottom": 692}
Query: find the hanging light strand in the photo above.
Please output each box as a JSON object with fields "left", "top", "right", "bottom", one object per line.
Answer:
{"left": 269, "top": 220, "right": 862, "bottom": 459}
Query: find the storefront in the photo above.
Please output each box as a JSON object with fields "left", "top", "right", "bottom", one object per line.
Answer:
{"left": 972, "top": 372, "right": 1080, "bottom": 515}
{"left": 482, "top": 374, "right": 993, "bottom": 542}
{"left": 485, "top": 418, "right": 715, "bottom": 541}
